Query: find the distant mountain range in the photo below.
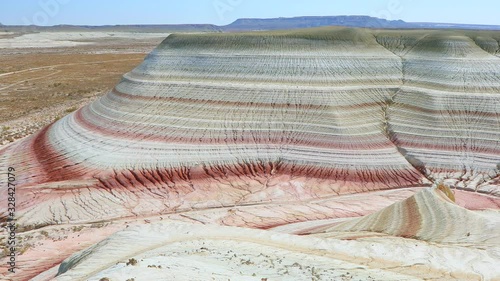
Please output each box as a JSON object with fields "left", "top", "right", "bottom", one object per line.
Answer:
{"left": 2, "top": 16, "right": 500, "bottom": 32}
{"left": 223, "top": 16, "right": 500, "bottom": 31}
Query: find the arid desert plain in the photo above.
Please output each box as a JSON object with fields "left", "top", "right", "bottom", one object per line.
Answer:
{"left": 1, "top": 26, "right": 500, "bottom": 281}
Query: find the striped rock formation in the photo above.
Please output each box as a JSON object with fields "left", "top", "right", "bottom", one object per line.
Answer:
{"left": 307, "top": 184, "right": 500, "bottom": 244}
{"left": 2, "top": 28, "right": 498, "bottom": 227}
{"left": 51, "top": 213, "right": 500, "bottom": 281}
{"left": 1, "top": 27, "right": 500, "bottom": 280}
{"left": 377, "top": 30, "right": 500, "bottom": 192}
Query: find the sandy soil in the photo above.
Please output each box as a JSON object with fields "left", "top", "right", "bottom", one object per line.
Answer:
{"left": 0, "top": 32, "right": 169, "bottom": 146}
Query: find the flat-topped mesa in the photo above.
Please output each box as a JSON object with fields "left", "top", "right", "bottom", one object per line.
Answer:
{"left": 0, "top": 27, "right": 499, "bottom": 227}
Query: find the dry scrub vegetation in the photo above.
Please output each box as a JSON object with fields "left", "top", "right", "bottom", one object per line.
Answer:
{"left": 0, "top": 50, "right": 151, "bottom": 145}
{"left": 0, "top": 32, "right": 167, "bottom": 145}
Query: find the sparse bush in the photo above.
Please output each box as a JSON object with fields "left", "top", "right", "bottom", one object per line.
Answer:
{"left": 90, "top": 222, "right": 105, "bottom": 228}
{"left": 126, "top": 258, "right": 138, "bottom": 266}
{"left": 1, "top": 247, "right": 9, "bottom": 258}
{"left": 71, "top": 225, "right": 85, "bottom": 232}
{"left": 19, "top": 243, "right": 32, "bottom": 255}
{"left": 65, "top": 106, "right": 77, "bottom": 113}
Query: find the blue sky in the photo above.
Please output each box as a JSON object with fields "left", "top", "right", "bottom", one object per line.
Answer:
{"left": 1, "top": 0, "right": 499, "bottom": 26}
